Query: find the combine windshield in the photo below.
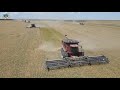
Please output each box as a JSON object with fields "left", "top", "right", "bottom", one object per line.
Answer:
{"left": 71, "top": 47, "right": 79, "bottom": 56}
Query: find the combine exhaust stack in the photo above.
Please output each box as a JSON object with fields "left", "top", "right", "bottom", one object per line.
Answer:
{"left": 45, "top": 35, "right": 109, "bottom": 71}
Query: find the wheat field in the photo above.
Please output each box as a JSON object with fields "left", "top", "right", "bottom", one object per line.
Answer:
{"left": 0, "top": 20, "right": 120, "bottom": 78}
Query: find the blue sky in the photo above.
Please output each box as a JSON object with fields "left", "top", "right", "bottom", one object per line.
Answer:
{"left": 0, "top": 12, "right": 120, "bottom": 20}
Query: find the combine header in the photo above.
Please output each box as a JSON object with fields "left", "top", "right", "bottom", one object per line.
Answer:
{"left": 46, "top": 35, "right": 109, "bottom": 71}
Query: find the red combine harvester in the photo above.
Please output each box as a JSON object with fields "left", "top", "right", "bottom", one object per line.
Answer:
{"left": 61, "top": 35, "right": 84, "bottom": 58}
{"left": 46, "top": 35, "right": 109, "bottom": 71}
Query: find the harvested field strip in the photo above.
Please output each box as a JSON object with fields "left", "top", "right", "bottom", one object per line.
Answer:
{"left": 0, "top": 20, "right": 120, "bottom": 78}
{"left": 38, "top": 28, "right": 64, "bottom": 59}
{"left": 40, "top": 28, "right": 63, "bottom": 44}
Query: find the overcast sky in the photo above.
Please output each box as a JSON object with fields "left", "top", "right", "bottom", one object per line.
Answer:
{"left": 0, "top": 12, "right": 120, "bottom": 20}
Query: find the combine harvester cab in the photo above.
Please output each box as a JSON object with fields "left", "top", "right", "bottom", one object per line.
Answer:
{"left": 45, "top": 35, "right": 109, "bottom": 71}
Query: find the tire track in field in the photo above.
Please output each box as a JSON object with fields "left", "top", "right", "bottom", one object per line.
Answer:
{"left": 24, "top": 27, "right": 47, "bottom": 77}
{"left": 8, "top": 29, "right": 38, "bottom": 77}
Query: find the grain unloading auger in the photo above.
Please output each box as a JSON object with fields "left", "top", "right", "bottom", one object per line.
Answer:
{"left": 45, "top": 35, "right": 109, "bottom": 71}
